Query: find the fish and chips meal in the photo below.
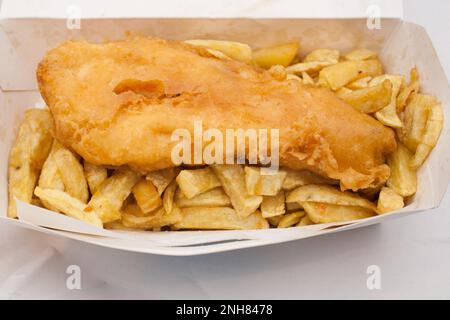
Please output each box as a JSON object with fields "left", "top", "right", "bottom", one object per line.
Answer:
{"left": 7, "top": 37, "right": 443, "bottom": 231}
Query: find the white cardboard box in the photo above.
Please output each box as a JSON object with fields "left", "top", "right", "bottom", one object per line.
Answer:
{"left": 0, "top": 0, "right": 449, "bottom": 255}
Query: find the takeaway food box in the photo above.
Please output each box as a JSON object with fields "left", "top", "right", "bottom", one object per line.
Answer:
{"left": 0, "top": 0, "right": 449, "bottom": 255}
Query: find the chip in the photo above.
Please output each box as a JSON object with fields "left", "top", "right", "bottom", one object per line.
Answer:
{"left": 318, "top": 59, "right": 383, "bottom": 90}
{"left": 397, "top": 93, "right": 433, "bottom": 152}
{"left": 410, "top": 100, "right": 443, "bottom": 169}
{"left": 301, "top": 202, "right": 374, "bottom": 223}
{"left": 87, "top": 169, "right": 140, "bottom": 223}
{"left": 146, "top": 167, "right": 179, "bottom": 195}
{"left": 267, "top": 215, "right": 282, "bottom": 227}
{"left": 282, "top": 169, "right": 337, "bottom": 190}
{"left": 184, "top": 39, "right": 252, "bottom": 62}
{"left": 38, "top": 140, "right": 65, "bottom": 211}
{"left": 212, "top": 165, "right": 262, "bottom": 217}
{"left": 303, "top": 49, "right": 340, "bottom": 64}
{"left": 268, "top": 64, "right": 287, "bottom": 81}
{"left": 386, "top": 143, "right": 417, "bottom": 197}
{"left": 53, "top": 143, "right": 89, "bottom": 203}
{"left": 132, "top": 178, "right": 162, "bottom": 213}
{"left": 346, "top": 76, "right": 372, "bottom": 90}
{"left": 377, "top": 187, "right": 404, "bottom": 214}
{"left": 286, "top": 201, "right": 303, "bottom": 212}
{"left": 261, "top": 191, "right": 286, "bottom": 218}
{"left": 173, "top": 207, "right": 269, "bottom": 230}
{"left": 278, "top": 211, "right": 306, "bottom": 228}
{"left": 176, "top": 167, "right": 221, "bottom": 199}
{"left": 34, "top": 187, "right": 103, "bottom": 228}
{"left": 286, "top": 184, "right": 377, "bottom": 212}
{"left": 301, "top": 71, "right": 315, "bottom": 85}
{"left": 397, "top": 67, "right": 420, "bottom": 112}
{"left": 175, "top": 187, "right": 231, "bottom": 208}
{"left": 336, "top": 79, "right": 392, "bottom": 113}
{"left": 163, "top": 180, "right": 178, "bottom": 215}
{"left": 252, "top": 42, "right": 299, "bottom": 68}
{"left": 286, "top": 61, "right": 333, "bottom": 75}
{"left": 121, "top": 205, "right": 181, "bottom": 230}
{"left": 372, "top": 74, "right": 405, "bottom": 128}
{"left": 83, "top": 161, "right": 108, "bottom": 195}
{"left": 297, "top": 215, "right": 314, "bottom": 226}
{"left": 244, "top": 166, "right": 287, "bottom": 196}
{"left": 344, "top": 48, "right": 377, "bottom": 61}
{"left": 8, "top": 109, "right": 53, "bottom": 218}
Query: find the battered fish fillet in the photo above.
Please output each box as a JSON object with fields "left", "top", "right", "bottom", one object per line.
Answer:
{"left": 37, "top": 37, "right": 396, "bottom": 191}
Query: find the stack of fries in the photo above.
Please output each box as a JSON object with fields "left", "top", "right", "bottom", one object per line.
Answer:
{"left": 7, "top": 40, "right": 443, "bottom": 231}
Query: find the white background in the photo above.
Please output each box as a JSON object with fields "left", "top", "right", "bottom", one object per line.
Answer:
{"left": 0, "top": 0, "right": 449, "bottom": 299}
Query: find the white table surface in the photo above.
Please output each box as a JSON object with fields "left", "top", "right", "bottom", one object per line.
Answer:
{"left": 1, "top": 0, "right": 449, "bottom": 299}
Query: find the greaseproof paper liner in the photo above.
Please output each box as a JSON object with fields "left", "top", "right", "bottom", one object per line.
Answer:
{"left": 1, "top": 17, "right": 449, "bottom": 255}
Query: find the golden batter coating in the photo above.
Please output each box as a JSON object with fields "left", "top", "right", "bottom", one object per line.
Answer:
{"left": 37, "top": 37, "right": 396, "bottom": 191}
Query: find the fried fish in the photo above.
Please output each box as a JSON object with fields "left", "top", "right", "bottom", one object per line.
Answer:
{"left": 37, "top": 37, "right": 396, "bottom": 191}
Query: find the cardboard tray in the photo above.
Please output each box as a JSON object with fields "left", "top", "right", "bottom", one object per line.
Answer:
{"left": 1, "top": 4, "right": 449, "bottom": 256}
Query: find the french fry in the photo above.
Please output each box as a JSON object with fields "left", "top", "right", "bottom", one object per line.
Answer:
{"left": 336, "top": 79, "right": 392, "bottom": 113}
{"left": 39, "top": 140, "right": 64, "bottom": 190}
{"left": 397, "top": 67, "right": 420, "bottom": 112}
{"left": 318, "top": 59, "right": 383, "bottom": 90}
{"left": 267, "top": 215, "right": 282, "bottom": 227}
{"left": 397, "top": 93, "right": 433, "bottom": 152}
{"left": 30, "top": 197, "right": 42, "bottom": 207}
{"left": 104, "top": 221, "right": 136, "bottom": 231}
{"left": 146, "top": 167, "right": 179, "bottom": 195}
{"left": 212, "top": 165, "right": 262, "bottom": 217}
{"left": 278, "top": 211, "right": 306, "bottom": 228}
{"left": 205, "top": 48, "right": 231, "bottom": 60}
{"left": 244, "top": 166, "right": 287, "bottom": 196}
{"left": 38, "top": 140, "right": 65, "bottom": 211}
{"left": 53, "top": 143, "right": 89, "bottom": 203}
{"left": 8, "top": 164, "right": 39, "bottom": 218}
{"left": 286, "top": 201, "right": 303, "bottom": 212}
{"left": 87, "top": 168, "right": 140, "bottom": 223}
{"left": 286, "top": 74, "right": 302, "bottom": 82}
{"left": 261, "top": 191, "right": 286, "bottom": 218}
{"left": 301, "top": 202, "right": 374, "bottom": 223}
{"left": 184, "top": 39, "right": 252, "bottom": 62}
{"left": 83, "top": 161, "right": 107, "bottom": 195}
{"left": 286, "top": 184, "right": 377, "bottom": 212}
{"left": 252, "top": 42, "right": 299, "bottom": 68}
{"left": 132, "top": 178, "right": 162, "bottom": 213}
{"left": 174, "top": 207, "right": 269, "bottom": 230}
{"left": 175, "top": 187, "right": 231, "bottom": 208}
{"left": 282, "top": 169, "right": 337, "bottom": 190}
{"left": 122, "top": 205, "right": 181, "bottom": 230}
{"left": 176, "top": 167, "right": 221, "bottom": 199}
{"left": 346, "top": 76, "right": 372, "bottom": 90}
{"left": 410, "top": 100, "right": 443, "bottom": 169}
{"left": 299, "top": 72, "right": 313, "bottom": 84}
{"left": 344, "top": 48, "right": 377, "bottom": 61}
{"left": 8, "top": 109, "right": 53, "bottom": 218}
{"left": 286, "top": 61, "right": 332, "bottom": 75}
{"left": 377, "top": 187, "right": 404, "bottom": 214}
{"left": 386, "top": 143, "right": 417, "bottom": 197}
{"left": 304, "top": 48, "right": 340, "bottom": 64}
{"left": 118, "top": 203, "right": 148, "bottom": 217}
{"left": 268, "top": 64, "right": 287, "bottom": 81}
{"left": 163, "top": 180, "right": 177, "bottom": 214}
{"left": 371, "top": 75, "right": 404, "bottom": 128}
{"left": 34, "top": 187, "right": 103, "bottom": 228}
{"left": 10, "top": 109, "right": 53, "bottom": 170}
{"left": 297, "top": 215, "right": 314, "bottom": 226}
